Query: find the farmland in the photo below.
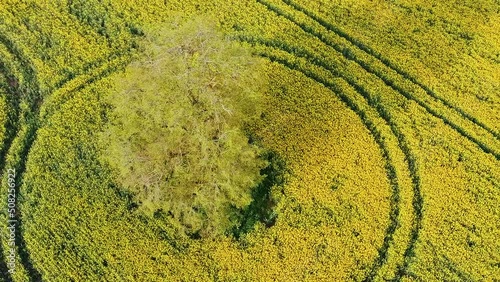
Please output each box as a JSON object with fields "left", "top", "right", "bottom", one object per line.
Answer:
{"left": 0, "top": 0, "right": 498, "bottom": 281}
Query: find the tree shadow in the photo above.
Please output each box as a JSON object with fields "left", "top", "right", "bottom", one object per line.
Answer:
{"left": 230, "top": 151, "right": 287, "bottom": 239}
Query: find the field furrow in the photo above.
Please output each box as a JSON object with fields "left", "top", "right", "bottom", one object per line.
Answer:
{"left": 0, "top": 27, "right": 45, "bottom": 282}
{"left": 241, "top": 36, "right": 422, "bottom": 280}
{"left": 257, "top": 0, "right": 500, "bottom": 161}
{"left": 0, "top": 24, "right": 132, "bottom": 280}
{"left": 283, "top": 0, "right": 500, "bottom": 140}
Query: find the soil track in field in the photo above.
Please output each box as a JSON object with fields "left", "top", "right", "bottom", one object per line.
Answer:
{"left": 258, "top": 0, "right": 500, "bottom": 161}
{"left": 0, "top": 30, "right": 43, "bottom": 282}
{"left": 0, "top": 27, "right": 132, "bottom": 281}
{"left": 252, "top": 0, "right": 429, "bottom": 279}
{"left": 0, "top": 58, "right": 19, "bottom": 282}
{"left": 283, "top": 0, "right": 500, "bottom": 141}
{"left": 240, "top": 34, "right": 417, "bottom": 280}
{"left": 253, "top": 0, "right": 500, "bottom": 277}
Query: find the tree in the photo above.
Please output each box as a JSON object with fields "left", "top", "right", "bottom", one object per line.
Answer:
{"left": 100, "top": 17, "right": 268, "bottom": 238}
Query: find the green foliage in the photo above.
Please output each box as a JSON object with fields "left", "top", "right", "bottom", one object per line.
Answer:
{"left": 232, "top": 151, "right": 286, "bottom": 238}
{"left": 100, "top": 17, "right": 269, "bottom": 238}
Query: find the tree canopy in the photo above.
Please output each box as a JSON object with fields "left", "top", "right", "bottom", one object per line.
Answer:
{"left": 100, "top": 17, "right": 269, "bottom": 238}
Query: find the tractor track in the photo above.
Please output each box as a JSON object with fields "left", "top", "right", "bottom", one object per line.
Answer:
{"left": 0, "top": 28, "right": 131, "bottom": 281}
{"left": 0, "top": 29, "right": 43, "bottom": 282}
{"left": 240, "top": 33, "right": 421, "bottom": 280}
{"left": 258, "top": 0, "right": 500, "bottom": 161}
{"left": 253, "top": 0, "right": 500, "bottom": 278}
{"left": 283, "top": 0, "right": 500, "bottom": 141}
{"left": 0, "top": 54, "right": 19, "bottom": 282}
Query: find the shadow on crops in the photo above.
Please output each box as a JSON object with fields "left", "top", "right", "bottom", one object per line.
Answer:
{"left": 231, "top": 151, "right": 287, "bottom": 239}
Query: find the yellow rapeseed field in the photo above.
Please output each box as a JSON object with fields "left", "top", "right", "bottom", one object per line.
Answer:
{"left": 0, "top": 0, "right": 498, "bottom": 281}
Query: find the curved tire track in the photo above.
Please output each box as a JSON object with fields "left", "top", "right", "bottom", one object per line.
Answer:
{"left": 252, "top": 0, "right": 500, "bottom": 279}
{"left": 0, "top": 30, "right": 43, "bottom": 282}
{"left": 0, "top": 28, "right": 130, "bottom": 281}
{"left": 258, "top": 0, "right": 500, "bottom": 161}
{"left": 239, "top": 33, "right": 421, "bottom": 280}
{"left": 0, "top": 58, "right": 19, "bottom": 282}
{"left": 283, "top": 0, "right": 500, "bottom": 141}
